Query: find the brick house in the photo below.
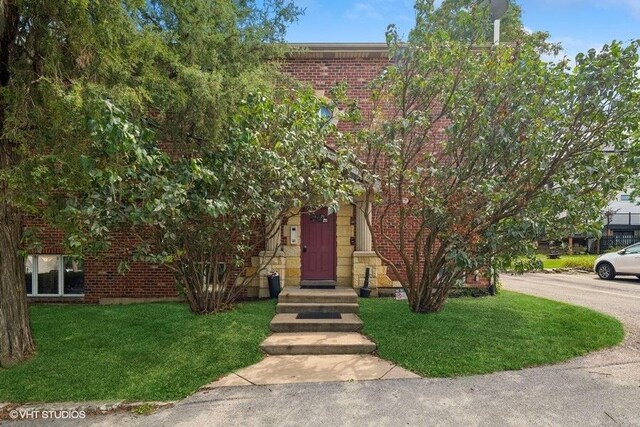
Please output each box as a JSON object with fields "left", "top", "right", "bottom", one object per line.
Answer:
{"left": 24, "top": 43, "right": 487, "bottom": 304}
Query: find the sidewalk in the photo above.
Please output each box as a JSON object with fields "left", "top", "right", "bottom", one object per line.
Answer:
{"left": 204, "top": 354, "right": 419, "bottom": 387}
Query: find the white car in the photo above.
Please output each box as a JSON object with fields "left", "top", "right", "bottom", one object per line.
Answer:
{"left": 594, "top": 243, "right": 640, "bottom": 280}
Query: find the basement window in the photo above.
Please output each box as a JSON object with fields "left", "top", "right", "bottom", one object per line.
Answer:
{"left": 25, "top": 255, "right": 85, "bottom": 296}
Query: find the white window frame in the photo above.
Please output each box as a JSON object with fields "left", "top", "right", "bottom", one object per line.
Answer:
{"left": 26, "top": 255, "right": 85, "bottom": 297}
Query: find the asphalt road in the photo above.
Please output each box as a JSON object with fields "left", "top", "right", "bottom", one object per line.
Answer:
{"left": 12, "top": 273, "right": 640, "bottom": 427}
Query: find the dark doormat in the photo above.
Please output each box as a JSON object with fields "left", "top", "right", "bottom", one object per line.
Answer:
{"left": 300, "top": 284, "right": 336, "bottom": 289}
{"left": 296, "top": 312, "right": 342, "bottom": 320}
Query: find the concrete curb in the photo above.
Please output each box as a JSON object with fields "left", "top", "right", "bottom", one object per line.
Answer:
{"left": 503, "top": 268, "right": 592, "bottom": 275}
{"left": 0, "top": 400, "right": 176, "bottom": 420}
{"left": 540, "top": 268, "right": 592, "bottom": 274}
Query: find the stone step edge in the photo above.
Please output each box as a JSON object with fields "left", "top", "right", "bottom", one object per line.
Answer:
{"left": 269, "top": 312, "right": 363, "bottom": 333}
{"left": 260, "top": 332, "right": 376, "bottom": 356}
{"left": 278, "top": 295, "right": 358, "bottom": 303}
{"left": 261, "top": 332, "right": 373, "bottom": 344}
{"left": 276, "top": 303, "right": 359, "bottom": 313}
{"left": 269, "top": 323, "right": 363, "bottom": 333}
{"left": 270, "top": 313, "right": 362, "bottom": 322}
{"left": 260, "top": 332, "right": 376, "bottom": 355}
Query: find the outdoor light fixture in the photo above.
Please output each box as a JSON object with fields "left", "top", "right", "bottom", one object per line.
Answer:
{"left": 482, "top": 0, "right": 510, "bottom": 45}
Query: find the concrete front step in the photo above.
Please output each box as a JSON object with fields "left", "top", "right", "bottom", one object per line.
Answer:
{"left": 276, "top": 302, "right": 359, "bottom": 314}
{"left": 278, "top": 287, "right": 358, "bottom": 304}
{"left": 261, "top": 332, "right": 376, "bottom": 355}
{"left": 270, "top": 313, "right": 363, "bottom": 333}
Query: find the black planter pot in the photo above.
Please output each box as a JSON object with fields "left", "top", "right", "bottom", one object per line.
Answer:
{"left": 267, "top": 274, "right": 281, "bottom": 299}
{"left": 359, "top": 287, "right": 372, "bottom": 298}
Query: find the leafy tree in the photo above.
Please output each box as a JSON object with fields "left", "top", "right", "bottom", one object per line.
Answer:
{"left": 353, "top": 0, "right": 640, "bottom": 313}
{"left": 0, "top": 0, "right": 300, "bottom": 366}
{"left": 418, "top": 0, "right": 527, "bottom": 44}
{"left": 62, "top": 90, "right": 355, "bottom": 314}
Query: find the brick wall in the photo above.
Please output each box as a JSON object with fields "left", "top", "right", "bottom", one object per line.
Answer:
{"left": 282, "top": 57, "right": 388, "bottom": 134}
{"left": 23, "top": 212, "right": 266, "bottom": 303}
{"left": 283, "top": 52, "right": 489, "bottom": 288}
{"left": 283, "top": 55, "right": 420, "bottom": 276}
{"left": 23, "top": 47, "right": 487, "bottom": 304}
{"left": 23, "top": 216, "right": 178, "bottom": 303}
{"left": 281, "top": 55, "right": 400, "bottom": 288}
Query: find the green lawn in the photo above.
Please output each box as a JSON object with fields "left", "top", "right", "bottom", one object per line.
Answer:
{"left": 538, "top": 254, "right": 597, "bottom": 270}
{"left": 360, "top": 291, "right": 623, "bottom": 377}
{"left": 0, "top": 301, "right": 276, "bottom": 403}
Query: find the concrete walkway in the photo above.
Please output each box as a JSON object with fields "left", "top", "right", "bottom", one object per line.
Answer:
{"left": 206, "top": 286, "right": 418, "bottom": 387}
{"left": 205, "top": 355, "right": 418, "bottom": 388}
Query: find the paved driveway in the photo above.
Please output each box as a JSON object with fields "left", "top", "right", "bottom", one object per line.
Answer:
{"left": 20, "top": 273, "right": 640, "bottom": 427}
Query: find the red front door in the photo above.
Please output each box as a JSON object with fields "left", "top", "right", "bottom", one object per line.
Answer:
{"left": 301, "top": 208, "right": 337, "bottom": 280}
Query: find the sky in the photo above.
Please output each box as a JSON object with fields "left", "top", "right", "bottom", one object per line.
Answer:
{"left": 286, "top": 0, "right": 640, "bottom": 60}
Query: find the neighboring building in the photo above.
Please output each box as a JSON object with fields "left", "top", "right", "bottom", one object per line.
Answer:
{"left": 600, "top": 191, "right": 640, "bottom": 251}
{"left": 23, "top": 43, "right": 488, "bottom": 304}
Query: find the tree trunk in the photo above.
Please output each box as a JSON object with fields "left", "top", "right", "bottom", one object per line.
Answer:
{"left": 408, "top": 266, "right": 462, "bottom": 314}
{"left": 410, "top": 290, "right": 448, "bottom": 313}
{"left": 175, "top": 260, "right": 238, "bottom": 315}
{"left": 0, "top": 124, "right": 34, "bottom": 367}
{"left": 0, "top": 198, "right": 34, "bottom": 367}
{"left": 0, "top": 0, "right": 34, "bottom": 368}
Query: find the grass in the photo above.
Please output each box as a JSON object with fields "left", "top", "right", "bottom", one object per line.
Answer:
{"left": 0, "top": 300, "right": 276, "bottom": 403}
{"left": 360, "top": 291, "right": 623, "bottom": 377}
{"left": 538, "top": 254, "right": 597, "bottom": 270}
